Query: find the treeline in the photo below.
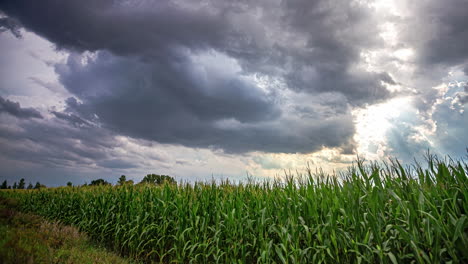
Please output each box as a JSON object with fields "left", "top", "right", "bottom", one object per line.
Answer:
{"left": 86, "top": 174, "right": 176, "bottom": 186}
{"left": 0, "top": 178, "right": 46, "bottom": 189}
{"left": 1, "top": 174, "right": 175, "bottom": 189}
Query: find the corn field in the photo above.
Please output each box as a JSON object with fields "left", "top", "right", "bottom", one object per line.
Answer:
{"left": 2, "top": 156, "right": 468, "bottom": 263}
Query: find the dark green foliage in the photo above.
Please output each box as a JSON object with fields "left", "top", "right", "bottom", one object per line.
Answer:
{"left": 34, "top": 182, "right": 45, "bottom": 189}
{"left": 27, "top": 183, "right": 33, "bottom": 189}
{"left": 18, "top": 178, "right": 25, "bottom": 189}
{"left": 89, "top": 179, "right": 111, "bottom": 186}
{"left": 118, "top": 176, "right": 133, "bottom": 186}
{"left": 67, "top": 182, "right": 73, "bottom": 187}
{"left": 12, "top": 182, "right": 17, "bottom": 189}
{"left": 0, "top": 181, "right": 7, "bottom": 189}
{"left": 118, "top": 175, "right": 126, "bottom": 185}
{"left": 139, "top": 174, "right": 175, "bottom": 185}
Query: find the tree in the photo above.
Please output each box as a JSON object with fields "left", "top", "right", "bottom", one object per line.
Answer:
{"left": 118, "top": 175, "right": 126, "bottom": 185}
{"left": 1, "top": 180, "right": 7, "bottom": 189}
{"left": 12, "top": 182, "right": 17, "bottom": 189}
{"left": 89, "top": 179, "right": 111, "bottom": 186}
{"left": 34, "top": 182, "right": 46, "bottom": 189}
{"left": 27, "top": 182, "right": 33, "bottom": 189}
{"left": 67, "top": 182, "right": 73, "bottom": 187}
{"left": 18, "top": 178, "right": 25, "bottom": 189}
{"left": 139, "top": 174, "right": 176, "bottom": 185}
{"left": 117, "top": 175, "right": 133, "bottom": 185}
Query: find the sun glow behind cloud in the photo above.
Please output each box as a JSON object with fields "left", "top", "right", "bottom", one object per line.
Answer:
{"left": 353, "top": 96, "right": 413, "bottom": 160}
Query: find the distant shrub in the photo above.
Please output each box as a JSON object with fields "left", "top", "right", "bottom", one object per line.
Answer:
{"left": 139, "top": 174, "right": 175, "bottom": 185}
{"left": 89, "top": 179, "right": 111, "bottom": 186}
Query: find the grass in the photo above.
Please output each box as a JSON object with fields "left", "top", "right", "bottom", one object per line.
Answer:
{"left": 1, "top": 154, "right": 467, "bottom": 263}
{"left": 0, "top": 196, "right": 139, "bottom": 264}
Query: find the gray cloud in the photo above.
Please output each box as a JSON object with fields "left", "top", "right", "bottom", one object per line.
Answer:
{"left": 273, "top": 0, "right": 392, "bottom": 104}
{"left": 0, "top": 108, "right": 179, "bottom": 184}
{"left": 51, "top": 110, "right": 90, "bottom": 127}
{"left": 54, "top": 51, "right": 354, "bottom": 154}
{"left": 96, "top": 159, "right": 137, "bottom": 169}
{"left": 431, "top": 99, "right": 468, "bottom": 157}
{"left": 57, "top": 52, "right": 280, "bottom": 125}
{"left": 0, "top": 116, "right": 111, "bottom": 167}
{"left": 0, "top": 16, "right": 21, "bottom": 38}
{"left": 403, "top": 0, "right": 468, "bottom": 69}
{"left": 387, "top": 92, "right": 467, "bottom": 163}
{"left": 454, "top": 84, "right": 468, "bottom": 105}
{"left": 379, "top": 0, "right": 468, "bottom": 162}
{"left": 0, "top": 0, "right": 394, "bottom": 104}
{"left": 0, "top": 0, "right": 230, "bottom": 54}
{"left": 0, "top": 96, "right": 42, "bottom": 119}
{"left": 385, "top": 121, "right": 433, "bottom": 163}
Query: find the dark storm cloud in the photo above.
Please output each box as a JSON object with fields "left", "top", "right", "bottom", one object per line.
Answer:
{"left": 0, "top": 109, "right": 173, "bottom": 183}
{"left": 404, "top": 0, "right": 468, "bottom": 68}
{"left": 96, "top": 159, "right": 137, "bottom": 169}
{"left": 0, "top": 0, "right": 392, "bottom": 105}
{"left": 55, "top": 52, "right": 355, "bottom": 154}
{"left": 0, "top": 96, "right": 42, "bottom": 119}
{"left": 0, "top": 0, "right": 228, "bottom": 54}
{"left": 57, "top": 52, "right": 279, "bottom": 124}
{"left": 272, "top": 0, "right": 393, "bottom": 103}
{"left": 0, "top": 116, "right": 111, "bottom": 167}
{"left": 0, "top": 0, "right": 387, "bottom": 154}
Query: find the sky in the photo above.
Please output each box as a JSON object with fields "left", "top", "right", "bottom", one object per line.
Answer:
{"left": 0, "top": 0, "right": 467, "bottom": 186}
